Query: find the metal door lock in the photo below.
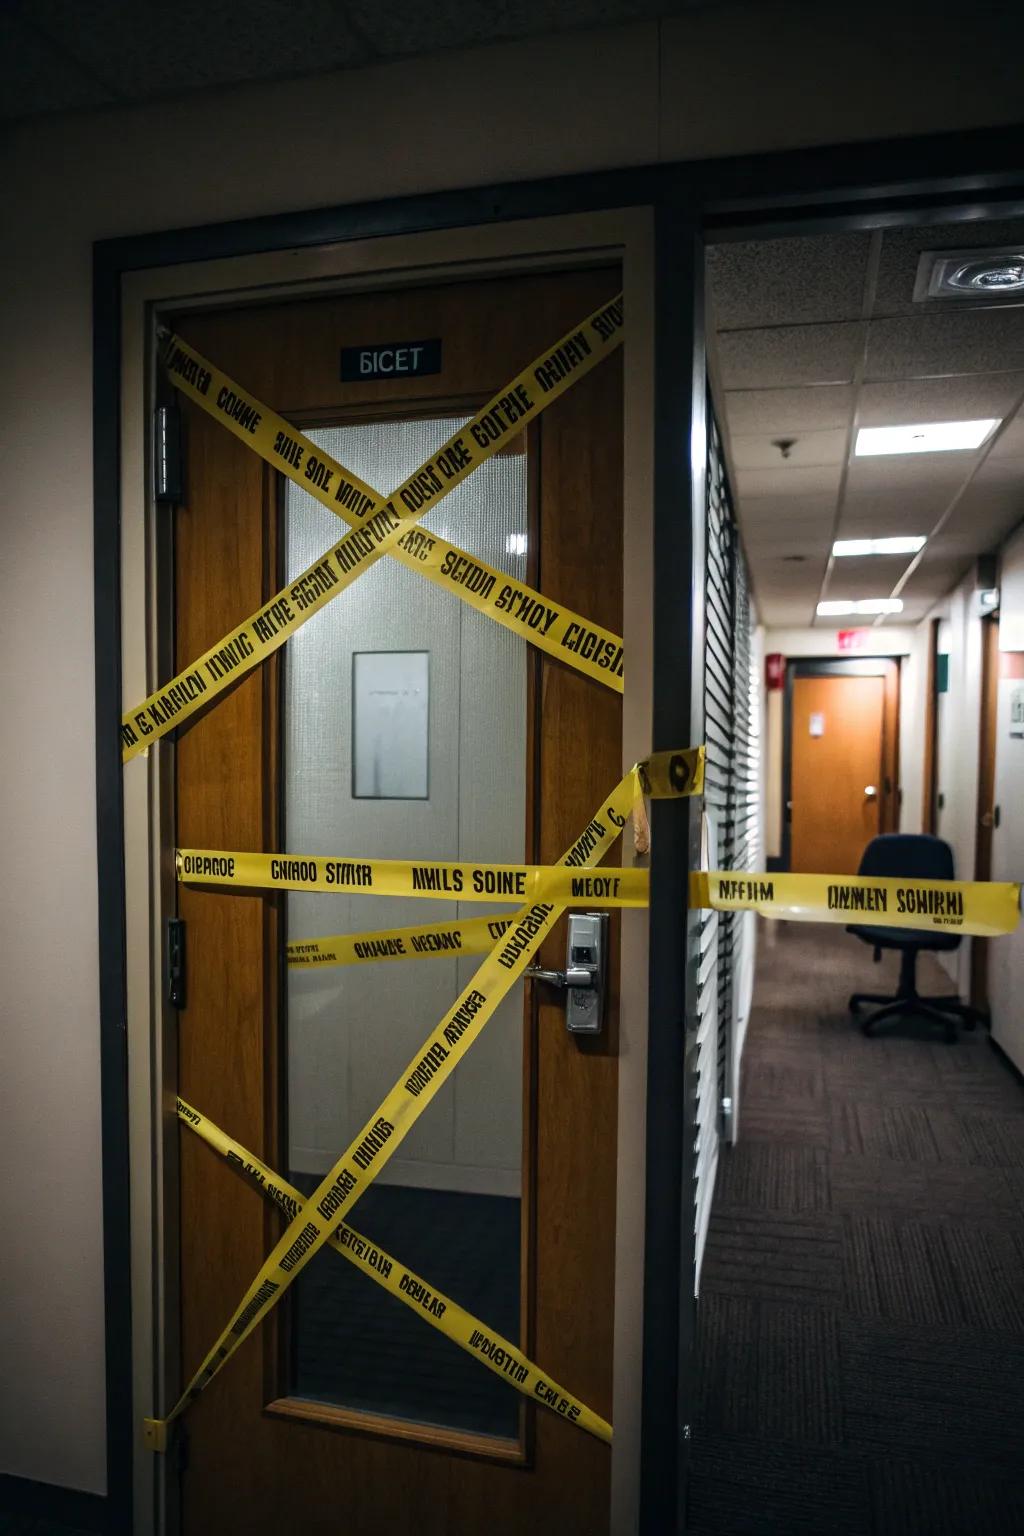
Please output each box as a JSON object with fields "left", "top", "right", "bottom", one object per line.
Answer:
{"left": 526, "top": 911, "right": 608, "bottom": 1035}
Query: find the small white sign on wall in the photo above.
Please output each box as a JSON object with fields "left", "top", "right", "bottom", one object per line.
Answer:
{"left": 352, "top": 650, "right": 429, "bottom": 798}
{"left": 809, "top": 711, "right": 825, "bottom": 738}
{"left": 1011, "top": 685, "right": 1024, "bottom": 740}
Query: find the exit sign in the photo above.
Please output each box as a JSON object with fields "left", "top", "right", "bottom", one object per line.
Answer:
{"left": 837, "top": 629, "right": 869, "bottom": 651}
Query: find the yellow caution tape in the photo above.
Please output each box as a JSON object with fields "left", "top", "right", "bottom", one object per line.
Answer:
{"left": 177, "top": 850, "right": 647, "bottom": 907}
{"left": 123, "top": 292, "right": 624, "bottom": 763}
{"left": 144, "top": 746, "right": 703, "bottom": 1445}
{"left": 691, "top": 870, "right": 1021, "bottom": 938}
{"left": 175, "top": 1096, "right": 611, "bottom": 1443}
{"left": 288, "top": 914, "right": 514, "bottom": 969}
{"left": 159, "top": 328, "right": 625, "bottom": 694}
{"left": 635, "top": 747, "right": 705, "bottom": 800}
{"left": 283, "top": 748, "right": 703, "bottom": 966}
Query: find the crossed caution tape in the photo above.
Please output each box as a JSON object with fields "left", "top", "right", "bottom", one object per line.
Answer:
{"left": 145, "top": 748, "right": 704, "bottom": 1451}
{"left": 176, "top": 1096, "right": 613, "bottom": 1442}
{"left": 135, "top": 290, "right": 1021, "bottom": 1454}
{"left": 122, "top": 292, "right": 625, "bottom": 762}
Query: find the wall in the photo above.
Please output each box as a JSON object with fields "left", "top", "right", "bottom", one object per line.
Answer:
{"left": 3, "top": 0, "right": 1023, "bottom": 1502}
{"left": 895, "top": 577, "right": 984, "bottom": 991}
{"left": 990, "top": 523, "right": 1024, "bottom": 1070}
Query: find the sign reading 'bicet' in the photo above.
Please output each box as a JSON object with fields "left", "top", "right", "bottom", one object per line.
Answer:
{"left": 341, "top": 338, "right": 442, "bottom": 381}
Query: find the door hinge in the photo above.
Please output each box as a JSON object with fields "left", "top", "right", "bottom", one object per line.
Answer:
{"left": 166, "top": 918, "right": 186, "bottom": 1009}
{"left": 153, "top": 403, "right": 183, "bottom": 503}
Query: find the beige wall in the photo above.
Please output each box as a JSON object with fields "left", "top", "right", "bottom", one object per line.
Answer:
{"left": 991, "top": 523, "right": 1024, "bottom": 1071}
{"left": 3, "top": 2, "right": 1023, "bottom": 1502}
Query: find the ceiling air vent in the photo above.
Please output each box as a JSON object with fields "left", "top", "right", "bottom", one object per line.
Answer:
{"left": 915, "top": 247, "right": 1024, "bottom": 301}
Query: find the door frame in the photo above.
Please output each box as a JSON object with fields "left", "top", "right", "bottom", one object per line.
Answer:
{"left": 90, "top": 124, "right": 1024, "bottom": 1536}
{"left": 115, "top": 211, "right": 659, "bottom": 1536}
{"left": 922, "top": 617, "right": 942, "bottom": 834}
{"left": 970, "top": 610, "right": 1002, "bottom": 1008}
{"left": 781, "top": 658, "right": 901, "bottom": 872}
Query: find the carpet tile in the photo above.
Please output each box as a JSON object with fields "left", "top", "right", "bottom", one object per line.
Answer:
{"left": 688, "top": 923, "right": 1024, "bottom": 1535}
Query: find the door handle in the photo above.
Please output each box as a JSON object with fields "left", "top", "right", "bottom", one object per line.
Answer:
{"left": 864, "top": 785, "right": 877, "bottom": 799}
{"left": 980, "top": 810, "right": 994, "bottom": 829}
{"left": 526, "top": 965, "right": 595, "bottom": 988}
{"left": 525, "top": 911, "right": 607, "bottom": 1035}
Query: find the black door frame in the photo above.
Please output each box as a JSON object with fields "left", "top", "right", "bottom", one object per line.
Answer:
{"left": 72, "top": 122, "right": 1024, "bottom": 1536}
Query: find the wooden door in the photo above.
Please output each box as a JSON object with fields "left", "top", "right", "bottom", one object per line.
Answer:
{"left": 171, "top": 268, "right": 622, "bottom": 1535}
{"left": 789, "top": 673, "right": 887, "bottom": 874}
{"left": 971, "top": 614, "right": 1000, "bottom": 1009}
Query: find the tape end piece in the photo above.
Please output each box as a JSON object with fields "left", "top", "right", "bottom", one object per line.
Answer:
{"left": 632, "top": 797, "right": 651, "bottom": 856}
{"left": 143, "top": 1418, "right": 168, "bottom": 1454}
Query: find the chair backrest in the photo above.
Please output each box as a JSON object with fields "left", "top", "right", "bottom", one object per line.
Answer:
{"left": 857, "top": 833, "right": 956, "bottom": 881}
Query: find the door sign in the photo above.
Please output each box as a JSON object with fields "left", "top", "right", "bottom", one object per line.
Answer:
{"left": 341, "top": 338, "right": 442, "bottom": 381}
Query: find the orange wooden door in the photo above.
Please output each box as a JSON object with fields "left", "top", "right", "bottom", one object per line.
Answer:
{"left": 170, "top": 268, "right": 622, "bottom": 1535}
{"left": 789, "top": 674, "right": 885, "bottom": 874}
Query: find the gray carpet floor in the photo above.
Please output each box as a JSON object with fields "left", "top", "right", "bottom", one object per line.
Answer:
{"left": 687, "top": 922, "right": 1024, "bottom": 1535}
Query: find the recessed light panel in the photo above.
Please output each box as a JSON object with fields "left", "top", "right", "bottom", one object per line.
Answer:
{"left": 832, "top": 537, "right": 926, "bottom": 557}
{"left": 855, "top": 420, "right": 999, "bottom": 456}
{"left": 817, "top": 599, "right": 904, "bottom": 617}
{"left": 917, "top": 247, "right": 1024, "bottom": 300}
{"left": 859, "top": 420, "right": 1000, "bottom": 454}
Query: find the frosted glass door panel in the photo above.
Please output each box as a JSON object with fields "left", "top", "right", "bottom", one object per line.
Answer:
{"left": 283, "top": 418, "right": 528, "bottom": 1437}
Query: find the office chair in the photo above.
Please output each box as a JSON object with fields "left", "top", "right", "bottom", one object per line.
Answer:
{"left": 847, "top": 833, "right": 987, "bottom": 1043}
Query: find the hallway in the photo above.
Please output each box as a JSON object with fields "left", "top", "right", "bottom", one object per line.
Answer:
{"left": 687, "top": 923, "right": 1024, "bottom": 1535}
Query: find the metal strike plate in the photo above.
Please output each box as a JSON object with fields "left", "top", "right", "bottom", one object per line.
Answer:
{"left": 526, "top": 911, "right": 608, "bottom": 1035}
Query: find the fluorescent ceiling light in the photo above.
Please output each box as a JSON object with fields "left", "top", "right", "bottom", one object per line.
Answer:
{"left": 832, "top": 536, "right": 926, "bottom": 557}
{"left": 817, "top": 598, "right": 904, "bottom": 617}
{"left": 855, "top": 420, "right": 999, "bottom": 456}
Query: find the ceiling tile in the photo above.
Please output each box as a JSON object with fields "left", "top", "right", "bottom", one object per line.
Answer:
{"left": 707, "top": 233, "right": 871, "bottom": 329}
{"left": 822, "top": 554, "right": 911, "bottom": 600}
{"left": 846, "top": 452, "right": 973, "bottom": 497}
{"left": 873, "top": 217, "right": 1024, "bottom": 319}
{"left": 717, "top": 323, "right": 862, "bottom": 389}
{"left": 838, "top": 495, "right": 953, "bottom": 537}
{"left": 937, "top": 475, "right": 1024, "bottom": 554}
{"left": 896, "top": 548, "right": 974, "bottom": 603}
{"left": 735, "top": 462, "right": 842, "bottom": 499}
{"left": 986, "top": 411, "right": 1024, "bottom": 462}
{"left": 345, "top": 0, "right": 667, "bottom": 58}
{"left": 23, "top": 0, "right": 369, "bottom": 100}
{"left": 736, "top": 491, "right": 836, "bottom": 527}
{"left": 892, "top": 600, "right": 934, "bottom": 623}
{"left": 0, "top": 10, "right": 117, "bottom": 115}
{"left": 857, "top": 372, "right": 1024, "bottom": 428}
{"left": 729, "top": 428, "right": 847, "bottom": 470}
{"left": 865, "top": 308, "right": 1024, "bottom": 381}
{"left": 722, "top": 385, "right": 853, "bottom": 434}
{"left": 741, "top": 526, "right": 833, "bottom": 556}
{"left": 760, "top": 598, "right": 816, "bottom": 625}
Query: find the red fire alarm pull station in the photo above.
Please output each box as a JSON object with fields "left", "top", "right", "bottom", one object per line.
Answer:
{"left": 765, "top": 653, "right": 785, "bottom": 691}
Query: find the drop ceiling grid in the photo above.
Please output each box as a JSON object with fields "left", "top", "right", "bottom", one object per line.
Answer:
{"left": 709, "top": 220, "right": 1024, "bottom": 627}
